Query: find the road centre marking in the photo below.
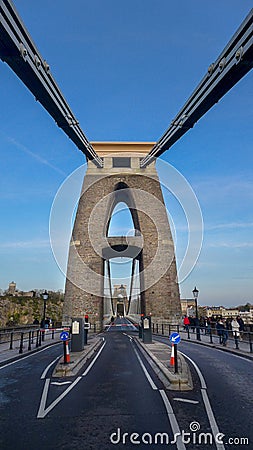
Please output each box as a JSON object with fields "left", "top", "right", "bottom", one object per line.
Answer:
{"left": 132, "top": 344, "right": 158, "bottom": 390}
{"left": 37, "top": 340, "right": 106, "bottom": 419}
{"left": 82, "top": 340, "right": 106, "bottom": 376}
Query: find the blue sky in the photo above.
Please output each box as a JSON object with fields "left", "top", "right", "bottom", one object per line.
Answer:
{"left": 0, "top": 0, "right": 252, "bottom": 307}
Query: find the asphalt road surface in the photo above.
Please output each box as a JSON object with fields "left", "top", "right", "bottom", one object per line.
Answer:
{"left": 0, "top": 317, "right": 252, "bottom": 450}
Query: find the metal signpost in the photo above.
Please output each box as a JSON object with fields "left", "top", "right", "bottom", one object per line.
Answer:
{"left": 169, "top": 332, "right": 181, "bottom": 373}
{"left": 60, "top": 331, "right": 70, "bottom": 364}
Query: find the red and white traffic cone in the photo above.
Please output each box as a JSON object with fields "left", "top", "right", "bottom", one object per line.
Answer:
{"left": 170, "top": 344, "right": 175, "bottom": 366}
{"left": 64, "top": 340, "right": 71, "bottom": 364}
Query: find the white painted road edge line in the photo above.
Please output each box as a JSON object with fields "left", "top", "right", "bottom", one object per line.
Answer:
{"left": 159, "top": 389, "right": 186, "bottom": 450}
{"left": 179, "top": 351, "right": 225, "bottom": 450}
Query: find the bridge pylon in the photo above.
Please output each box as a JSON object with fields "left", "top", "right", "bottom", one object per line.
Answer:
{"left": 63, "top": 142, "right": 181, "bottom": 330}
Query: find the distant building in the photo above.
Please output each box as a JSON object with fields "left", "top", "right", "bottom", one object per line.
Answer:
{"left": 239, "top": 309, "right": 253, "bottom": 324}
{"left": 112, "top": 284, "right": 128, "bottom": 317}
{"left": 8, "top": 281, "right": 17, "bottom": 296}
{"left": 7, "top": 282, "right": 35, "bottom": 298}
{"left": 202, "top": 306, "right": 239, "bottom": 319}
{"left": 180, "top": 299, "right": 196, "bottom": 316}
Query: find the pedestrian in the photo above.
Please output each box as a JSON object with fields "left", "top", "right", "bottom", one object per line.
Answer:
{"left": 216, "top": 319, "right": 225, "bottom": 345}
{"left": 237, "top": 316, "right": 244, "bottom": 341}
{"left": 183, "top": 315, "right": 190, "bottom": 331}
{"left": 222, "top": 319, "right": 229, "bottom": 346}
{"left": 190, "top": 316, "right": 196, "bottom": 333}
{"left": 231, "top": 317, "right": 240, "bottom": 340}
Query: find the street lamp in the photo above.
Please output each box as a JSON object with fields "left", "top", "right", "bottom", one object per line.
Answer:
{"left": 192, "top": 286, "right": 201, "bottom": 340}
{"left": 42, "top": 290, "right": 48, "bottom": 328}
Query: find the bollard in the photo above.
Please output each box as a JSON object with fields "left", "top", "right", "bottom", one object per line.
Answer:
{"left": 28, "top": 330, "right": 32, "bottom": 351}
{"left": 9, "top": 332, "right": 14, "bottom": 350}
{"left": 52, "top": 329, "right": 55, "bottom": 339}
{"left": 38, "top": 330, "right": 42, "bottom": 347}
{"left": 19, "top": 332, "right": 24, "bottom": 354}
{"left": 234, "top": 333, "right": 239, "bottom": 349}
{"left": 187, "top": 328, "right": 190, "bottom": 339}
{"left": 170, "top": 344, "right": 175, "bottom": 367}
{"left": 249, "top": 332, "right": 253, "bottom": 353}
{"left": 162, "top": 324, "right": 164, "bottom": 335}
{"left": 94, "top": 323, "right": 96, "bottom": 333}
{"left": 209, "top": 329, "right": 213, "bottom": 344}
{"left": 63, "top": 340, "right": 71, "bottom": 364}
{"left": 36, "top": 329, "right": 39, "bottom": 347}
{"left": 31, "top": 330, "right": 34, "bottom": 344}
{"left": 156, "top": 324, "right": 159, "bottom": 334}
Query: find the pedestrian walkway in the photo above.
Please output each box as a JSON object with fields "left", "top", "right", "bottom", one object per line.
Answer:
{"left": 0, "top": 329, "right": 64, "bottom": 366}
{"left": 181, "top": 329, "right": 253, "bottom": 356}
{"left": 153, "top": 327, "right": 253, "bottom": 361}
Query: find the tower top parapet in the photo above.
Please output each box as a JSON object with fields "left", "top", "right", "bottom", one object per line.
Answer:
{"left": 91, "top": 142, "right": 155, "bottom": 157}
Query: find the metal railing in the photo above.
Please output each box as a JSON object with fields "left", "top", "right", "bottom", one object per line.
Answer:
{"left": 0, "top": 327, "right": 63, "bottom": 354}
{"left": 0, "top": 323, "right": 98, "bottom": 356}
{"left": 152, "top": 323, "right": 253, "bottom": 353}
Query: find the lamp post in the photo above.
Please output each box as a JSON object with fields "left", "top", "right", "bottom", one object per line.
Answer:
{"left": 192, "top": 286, "right": 201, "bottom": 340}
{"left": 42, "top": 290, "right": 48, "bottom": 329}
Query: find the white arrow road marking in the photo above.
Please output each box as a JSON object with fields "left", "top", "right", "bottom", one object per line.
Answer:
{"left": 173, "top": 398, "right": 199, "bottom": 404}
{"left": 37, "top": 340, "right": 106, "bottom": 419}
{"left": 51, "top": 381, "right": 72, "bottom": 386}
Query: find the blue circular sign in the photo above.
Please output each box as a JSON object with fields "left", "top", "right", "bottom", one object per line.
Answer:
{"left": 169, "top": 332, "right": 181, "bottom": 344}
{"left": 60, "top": 331, "right": 69, "bottom": 341}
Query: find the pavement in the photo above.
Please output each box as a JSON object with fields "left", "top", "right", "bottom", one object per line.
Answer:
{"left": 167, "top": 329, "right": 253, "bottom": 361}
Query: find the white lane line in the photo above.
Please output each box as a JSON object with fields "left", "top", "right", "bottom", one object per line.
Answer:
{"left": 82, "top": 341, "right": 106, "bottom": 376}
{"left": 37, "top": 378, "right": 50, "bottom": 418}
{"left": 173, "top": 398, "right": 199, "bottom": 404}
{"left": 37, "top": 339, "right": 106, "bottom": 419}
{"left": 132, "top": 345, "right": 158, "bottom": 390}
{"left": 0, "top": 342, "right": 61, "bottom": 371}
{"left": 159, "top": 390, "right": 186, "bottom": 450}
{"left": 40, "top": 355, "right": 61, "bottom": 379}
{"left": 179, "top": 351, "right": 225, "bottom": 450}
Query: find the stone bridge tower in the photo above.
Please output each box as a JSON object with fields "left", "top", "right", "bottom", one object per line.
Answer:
{"left": 63, "top": 143, "right": 181, "bottom": 330}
